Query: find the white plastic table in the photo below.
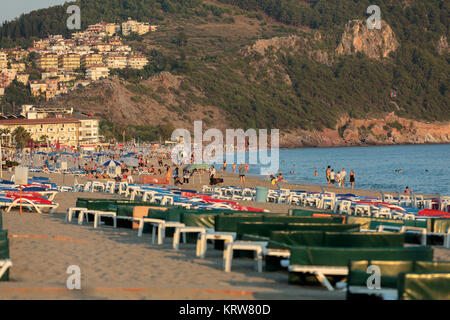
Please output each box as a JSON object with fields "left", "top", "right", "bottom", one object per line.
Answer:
{"left": 197, "top": 231, "right": 236, "bottom": 259}
{"left": 224, "top": 241, "right": 268, "bottom": 273}
{"left": 66, "top": 207, "right": 87, "bottom": 223}
{"left": 172, "top": 227, "right": 207, "bottom": 255}
{"left": 157, "top": 222, "right": 185, "bottom": 244}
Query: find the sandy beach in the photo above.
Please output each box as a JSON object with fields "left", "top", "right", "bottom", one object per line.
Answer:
{"left": 0, "top": 170, "right": 449, "bottom": 300}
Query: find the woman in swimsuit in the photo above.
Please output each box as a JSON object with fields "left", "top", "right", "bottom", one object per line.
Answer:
{"left": 349, "top": 170, "right": 355, "bottom": 190}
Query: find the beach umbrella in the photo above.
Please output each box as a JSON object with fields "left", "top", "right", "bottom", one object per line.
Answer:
{"left": 121, "top": 157, "right": 139, "bottom": 167}
{"left": 102, "top": 160, "right": 121, "bottom": 167}
{"left": 123, "top": 152, "right": 136, "bottom": 157}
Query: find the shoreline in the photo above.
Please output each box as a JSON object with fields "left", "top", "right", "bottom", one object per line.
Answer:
{"left": 278, "top": 142, "right": 450, "bottom": 150}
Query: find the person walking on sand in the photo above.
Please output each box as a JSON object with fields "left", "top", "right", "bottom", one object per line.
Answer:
{"left": 349, "top": 170, "right": 355, "bottom": 190}
{"left": 166, "top": 166, "right": 172, "bottom": 186}
{"left": 232, "top": 163, "right": 236, "bottom": 174}
{"left": 341, "top": 168, "right": 347, "bottom": 188}
{"left": 326, "top": 166, "right": 331, "bottom": 185}
{"left": 239, "top": 163, "right": 246, "bottom": 186}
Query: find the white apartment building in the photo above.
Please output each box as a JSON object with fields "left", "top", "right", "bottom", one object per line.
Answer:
{"left": 122, "top": 18, "right": 150, "bottom": 36}
{"left": 105, "top": 55, "right": 128, "bottom": 69}
{"left": 86, "top": 66, "right": 110, "bottom": 81}
{"left": 73, "top": 112, "right": 101, "bottom": 146}
{"left": 127, "top": 56, "right": 148, "bottom": 70}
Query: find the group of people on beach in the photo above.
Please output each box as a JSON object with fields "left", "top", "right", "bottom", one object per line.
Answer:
{"left": 326, "top": 166, "right": 355, "bottom": 190}
{"left": 209, "top": 161, "right": 250, "bottom": 186}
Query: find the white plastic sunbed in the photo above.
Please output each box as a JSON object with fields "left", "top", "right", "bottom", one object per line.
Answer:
{"left": 2, "top": 198, "right": 59, "bottom": 214}
{"left": 288, "top": 265, "right": 349, "bottom": 291}
{"left": 0, "top": 259, "right": 13, "bottom": 279}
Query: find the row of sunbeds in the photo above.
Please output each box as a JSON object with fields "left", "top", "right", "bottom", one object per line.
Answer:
{"left": 66, "top": 198, "right": 450, "bottom": 300}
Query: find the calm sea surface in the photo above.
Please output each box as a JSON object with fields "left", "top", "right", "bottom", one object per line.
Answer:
{"left": 224, "top": 144, "right": 450, "bottom": 196}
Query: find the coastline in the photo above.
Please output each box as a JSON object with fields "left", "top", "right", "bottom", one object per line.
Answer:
{"left": 278, "top": 141, "right": 450, "bottom": 150}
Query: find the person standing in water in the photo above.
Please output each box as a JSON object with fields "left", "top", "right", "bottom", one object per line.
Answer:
{"left": 330, "top": 169, "right": 336, "bottom": 185}
{"left": 326, "top": 166, "right": 331, "bottom": 185}
{"left": 341, "top": 168, "right": 347, "bottom": 188}
{"left": 349, "top": 170, "right": 355, "bottom": 190}
{"left": 336, "top": 170, "right": 342, "bottom": 188}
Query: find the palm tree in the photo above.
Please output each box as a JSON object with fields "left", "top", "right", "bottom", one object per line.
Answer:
{"left": 12, "top": 126, "right": 31, "bottom": 150}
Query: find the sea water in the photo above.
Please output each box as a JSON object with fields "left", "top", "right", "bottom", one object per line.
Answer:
{"left": 227, "top": 144, "right": 450, "bottom": 196}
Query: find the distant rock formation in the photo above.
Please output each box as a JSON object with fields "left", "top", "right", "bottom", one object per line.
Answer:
{"left": 279, "top": 113, "right": 450, "bottom": 148}
{"left": 336, "top": 19, "right": 399, "bottom": 59}
{"left": 436, "top": 36, "right": 449, "bottom": 55}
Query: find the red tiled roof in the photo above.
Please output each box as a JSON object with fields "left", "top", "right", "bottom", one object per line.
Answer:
{"left": 0, "top": 118, "right": 80, "bottom": 125}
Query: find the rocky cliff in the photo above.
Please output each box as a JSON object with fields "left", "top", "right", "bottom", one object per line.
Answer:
{"left": 336, "top": 19, "right": 399, "bottom": 59}
{"left": 280, "top": 113, "right": 450, "bottom": 148}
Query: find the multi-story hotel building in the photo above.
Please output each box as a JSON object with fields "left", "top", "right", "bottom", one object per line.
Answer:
{"left": 36, "top": 54, "right": 59, "bottom": 70}
{"left": 58, "top": 53, "right": 81, "bottom": 71}
{"left": 81, "top": 54, "right": 104, "bottom": 68}
{"left": 0, "top": 118, "right": 80, "bottom": 147}
{"left": 121, "top": 18, "right": 150, "bottom": 36}
{"left": 86, "top": 66, "right": 110, "bottom": 81}
{"left": 73, "top": 113, "right": 101, "bottom": 146}
{"left": 127, "top": 55, "right": 149, "bottom": 70}
{"left": 105, "top": 23, "right": 121, "bottom": 36}
{"left": 105, "top": 55, "right": 128, "bottom": 69}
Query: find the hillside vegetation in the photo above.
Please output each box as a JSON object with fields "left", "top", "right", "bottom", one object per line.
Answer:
{"left": 0, "top": 0, "right": 448, "bottom": 143}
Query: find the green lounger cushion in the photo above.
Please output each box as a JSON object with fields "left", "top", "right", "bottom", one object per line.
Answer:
{"left": 263, "top": 216, "right": 343, "bottom": 224}
{"left": 270, "top": 231, "right": 325, "bottom": 247}
{"left": 237, "top": 222, "right": 286, "bottom": 239}
{"left": 269, "top": 231, "right": 404, "bottom": 248}
{"left": 0, "top": 236, "right": 10, "bottom": 281}
{"left": 348, "top": 260, "right": 415, "bottom": 288}
{"left": 348, "top": 260, "right": 450, "bottom": 291}
{"left": 290, "top": 246, "right": 433, "bottom": 267}
{"left": 182, "top": 214, "right": 217, "bottom": 229}
{"left": 241, "top": 234, "right": 270, "bottom": 242}
{"left": 286, "top": 223, "right": 360, "bottom": 232}
{"left": 398, "top": 272, "right": 450, "bottom": 300}
{"left": 414, "top": 261, "right": 450, "bottom": 272}
{"left": 215, "top": 215, "right": 265, "bottom": 232}
{"left": 324, "top": 232, "right": 405, "bottom": 247}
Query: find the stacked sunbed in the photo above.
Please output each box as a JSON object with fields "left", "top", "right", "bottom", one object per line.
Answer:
{"left": 0, "top": 177, "right": 60, "bottom": 214}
